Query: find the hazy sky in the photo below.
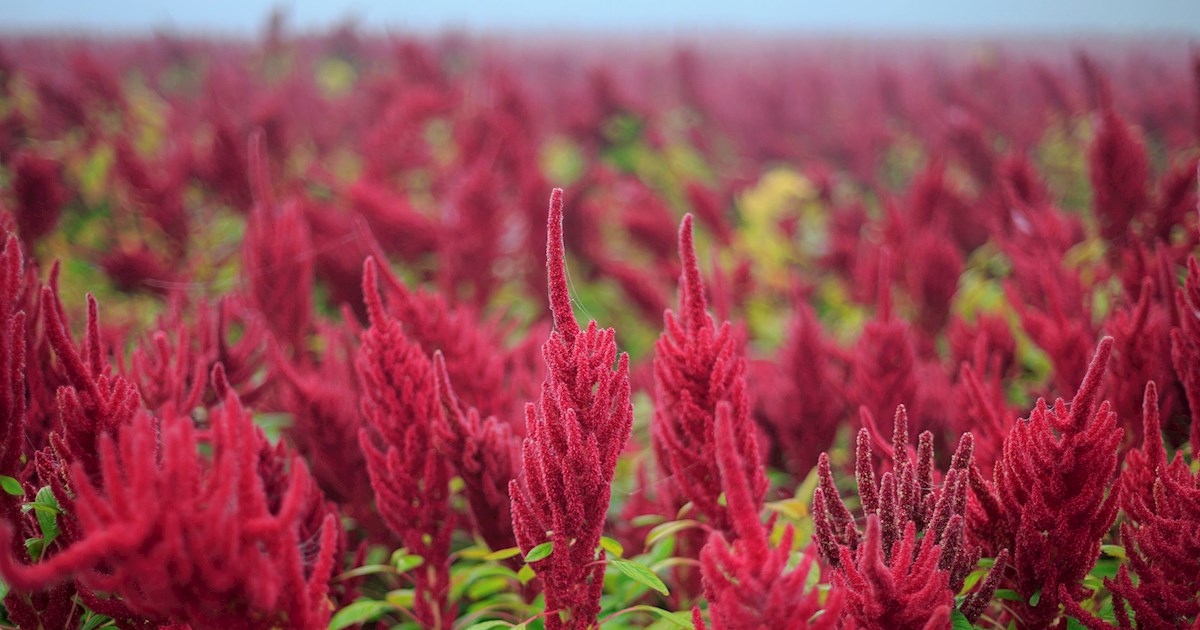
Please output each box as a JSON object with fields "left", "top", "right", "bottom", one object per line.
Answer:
{"left": 2, "top": 0, "right": 1199, "bottom": 36}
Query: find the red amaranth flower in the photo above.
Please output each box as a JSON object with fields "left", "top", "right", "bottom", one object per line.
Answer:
{"left": 851, "top": 252, "right": 920, "bottom": 432}
{"left": 432, "top": 351, "right": 521, "bottom": 554}
{"left": 356, "top": 257, "right": 455, "bottom": 628}
{"left": 968, "top": 338, "right": 1122, "bottom": 627}
{"left": 1088, "top": 105, "right": 1149, "bottom": 244}
{"left": 0, "top": 235, "right": 27, "bottom": 485}
{"left": 0, "top": 388, "right": 339, "bottom": 630}
{"left": 1104, "top": 380, "right": 1200, "bottom": 628}
{"left": 757, "top": 297, "right": 846, "bottom": 476}
{"left": 271, "top": 323, "right": 382, "bottom": 541}
{"left": 653, "top": 214, "right": 764, "bottom": 538}
{"left": 1171, "top": 256, "right": 1200, "bottom": 450}
{"left": 813, "top": 406, "right": 1005, "bottom": 625}
{"left": 700, "top": 401, "right": 843, "bottom": 630}
{"left": 368, "top": 250, "right": 515, "bottom": 423}
{"left": 242, "top": 132, "right": 314, "bottom": 353}
{"left": 10, "top": 151, "right": 68, "bottom": 247}
{"left": 508, "top": 189, "right": 634, "bottom": 630}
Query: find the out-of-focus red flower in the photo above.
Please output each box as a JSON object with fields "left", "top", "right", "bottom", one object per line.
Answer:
{"left": 1171, "top": 257, "right": 1200, "bottom": 450}
{"left": 755, "top": 297, "right": 845, "bottom": 477}
{"left": 356, "top": 258, "right": 455, "bottom": 628}
{"left": 242, "top": 132, "right": 314, "bottom": 354}
{"left": 653, "top": 214, "right": 764, "bottom": 537}
{"left": 11, "top": 152, "right": 68, "bottom": 247}
{"left": 1088, "top": 105, "right": 1149, "bottom": 244}
{"left": 432, "top": 351, "right": 521, "bottom": 554}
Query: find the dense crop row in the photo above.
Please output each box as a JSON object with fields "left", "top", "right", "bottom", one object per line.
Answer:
{"left": 0, "top": 29, "right": 1197, "bottom": 629}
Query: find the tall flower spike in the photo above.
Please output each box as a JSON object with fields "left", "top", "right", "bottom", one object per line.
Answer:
{"left": 653, "top": 213, "right": 764, "bottom": 538}
{"left": 356, "top": 258, "right": 455, "bottom": 628}
{"left": 508, "top": 189, "right": 633, "bottom": 630}
{"left": 0, "top": 235, "right": 27, "bottom": 483}
{"left": 969, "top": 337, "right": 1122, "bottom": 627}
{"left": 699, "top": 402, "right": 844, "bottom": 630}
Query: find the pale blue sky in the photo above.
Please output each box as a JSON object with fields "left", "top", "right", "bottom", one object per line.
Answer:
{"left": 1, "top": 1, "right": 1199, "bottom": 36}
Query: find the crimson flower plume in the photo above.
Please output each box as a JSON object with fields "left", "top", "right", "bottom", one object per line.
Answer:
{"left": 508, "top": 189, "right": 634, "bottom": 630}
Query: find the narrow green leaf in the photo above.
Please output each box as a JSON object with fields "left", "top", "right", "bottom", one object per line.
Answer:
{"left": 335, "top": 564, "right": 394, "bottom": 581}
{"left": 80, "top": 612, "right": 115, "bottom": 630}
{"left": 644, "top": 520, "right": 700, "bottom": 548}
{"left": 456, "top": 545, "right": 493, "bottom": 560}
{"left": 516, "top": 564, "right": 536, "bottom": 584}
{"left": 599, "top": 536, "right": 624, "bottom": 558}
{"left": 1099, "top": 544, "right": 1126, "bottom": 560}
{"left": 484, "top": 547, "right": 522, "bottom": 561}
{"left": 993, "top": 589, "right": 1024, "bottom": 602}
{"left": 622, "top": 605, "right": 690, "bottom": 628}
{"left": 959, "top": 567, "right": 988, "bottom": 595}
{"left": 0, "top": 476, "right": 22, "bottom": 496}
{"left": 524, "top": 541, "right": 553, "bottom": 563}
{"left": 385, "top": 589, "right": 414, "bottom": 609}
{"left": 462, "top": 622, "right": 513, "bottom": 630}
{"left": 393, "top": 553, "right": 425, "bottom": 574}
{"left": 24, "top": 538, "right": 41, "bottom": 558}
{"left": 630, "top": 514, "right": 665, "bottom": 527}
{"left": 329, "top": 600, "right": 394, "bottom": 630}
{"left": 610, "top": 559, "right": 669, "bottom": 596}
{"left": 950, "top": 609, "right": 973, "bottom": 630}
{"left": 1028, "top": 588, "right": 1042, "bottom": 607}
{"left": 467, "top": 576, "right": 509, "bottom": 600}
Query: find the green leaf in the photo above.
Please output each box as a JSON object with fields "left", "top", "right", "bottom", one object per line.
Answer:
{"left": 993, "top": 589, "right": 1024, "bottom": 602}
{"left": 24, "top": 538, "right": 43, "bottom": 562}
{"left": 959, "top": 567, "right": 988, "bottom": 595}
{"left": 391, "top": 547, "right": 424, "bottom": 571}
{"left": 467, "top": 576, "right": 509, "bottom": 600}
{"left": 483, "top": 547, "right": 522, "bottom": 561}
{"left": 81, "top": 612, "right": 115, "bottom": 630}
{"left": 524, "top": 541, "right": 553, "bottom": 563}
{"left": 630, "top": 514, "right": 665, "bottom": 527}
{"left": 463, "top": 622, "right": 513, "bottom": 630}
{"left": 610, "top": 559, "right": 669, "bottom": 596}
{"left": 31, "top": 486, "right": 60, "bottom": 542}
{"left": 1028, "top": 588, "right": 1042, "bottom": 607}
{"left": 644, "top": 520, "right": 700, "bottom": 548}
{"left": 1099, "top": 544, "right": 1126, "bottom": 560}
{"left": 0, "top": 476, "right": 22, "bottom": 496}
{"left": 763, "top": 497, "right": 807, "bottom": 520}
{"left": 335, "top": 564, "right": 394, "bottom": 581}
{"left": 950, "top": 609, "right": 973, "bottom": 630}
{"left": 385, "top": 589, "right": 414, "bottom": 609}
{"left": 516, "top": 564, "right": 536, "bottom": 584}
{"left": 329, "top": 599, "right": 394, "bottom": 630}
{"left": 620, "top": 605, "right": 691, "bottom": 628}
{"left": 599, "top": 536, "right": 624, "bottom": 558}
